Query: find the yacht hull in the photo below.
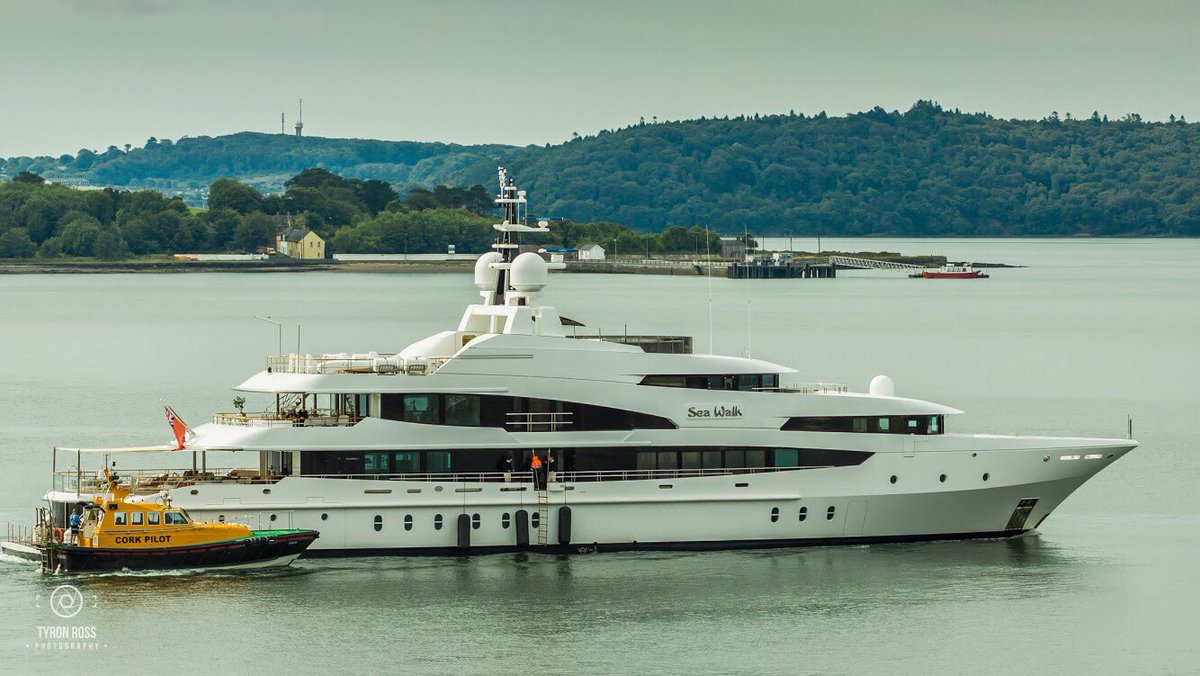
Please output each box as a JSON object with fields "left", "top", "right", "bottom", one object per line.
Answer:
{"left": 163, "top": 443, "right": 1128, "bottom": 555}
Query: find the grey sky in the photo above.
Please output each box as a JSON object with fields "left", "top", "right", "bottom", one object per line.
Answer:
{"left": 1, "top": 0, "right": 1197, "bottom": 158}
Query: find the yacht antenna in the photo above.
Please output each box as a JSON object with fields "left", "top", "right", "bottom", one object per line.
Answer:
{"left": 492, "top": 168, "right": 520, "bottom": 304}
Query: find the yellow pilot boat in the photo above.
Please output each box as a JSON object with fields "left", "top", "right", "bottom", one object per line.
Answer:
{"left": 40, "top": 471, "right": 318, "bottom": 573}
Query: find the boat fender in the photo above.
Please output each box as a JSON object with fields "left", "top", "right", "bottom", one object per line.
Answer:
{"left": 557, "top": 506, "right": 571, "bottom": 546}
{"left": 515, "top": 509, "right": 529, "bottom": 549}
{"left": 456, "top": 513, "right": 470, "bottom": 551}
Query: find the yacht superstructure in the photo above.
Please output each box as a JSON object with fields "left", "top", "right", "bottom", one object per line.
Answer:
{"left": 42, "top": 169, "right": 1137, "bottom": 555}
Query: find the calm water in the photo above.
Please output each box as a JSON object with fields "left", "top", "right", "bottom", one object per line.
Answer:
{"left": 1, "top": 238, "right": 1197, "bottom": 674}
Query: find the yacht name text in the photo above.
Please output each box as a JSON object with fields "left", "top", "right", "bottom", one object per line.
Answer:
{"left": 687, "top": 404, "right": 743, "bottom": 419}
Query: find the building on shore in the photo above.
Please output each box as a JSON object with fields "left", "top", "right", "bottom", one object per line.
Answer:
{"left": 276, "top": 228, "right": 326, "bottom": 259}
{"left": 719, "top": 237, "right": 746, "bottom": 260}
{"left": 577, "top": 243, "right": 606, "bottom": 261}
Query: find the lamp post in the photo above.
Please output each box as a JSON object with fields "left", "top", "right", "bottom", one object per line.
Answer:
{"left": 254, "top": 315, "right": 301, "bottom": 355}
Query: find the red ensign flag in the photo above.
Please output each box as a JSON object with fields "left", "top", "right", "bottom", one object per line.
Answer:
{"left": 164, "top": 405, "right": 188, "bottom": 450}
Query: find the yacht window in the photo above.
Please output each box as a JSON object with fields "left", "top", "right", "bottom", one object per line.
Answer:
{"left": 113, "top": 512, "right": 127, "bottom": 526}
{"left": 681, "top": 451, "right": 702, "bottom": 470}
{"left": 761, "top": 374, "right": 779, "bottom": 389}
{"left": 147, "top": 512, "right": 160, "bottom": 526}
{"left": 131, "top": 512, "right": 144, "bottom": 526}
{"left": 877, "top": 418, "right": 890, "bottom": 432}
{"left": 637, "top": 452, "right": 657, "bottom": 471}
{"left": 394, "top": 452, "right": 421, "bottom": 473}
{"left": 471, "top": 513, "right": 481, "bottom": 530}
{"left": 798, "top": 506, "right": 808, "bottom": 521}
{"left": 641, "top": 375, "right": 686, "bottom": 388}
{"left": 356, "top": 394, "right": 370, "bottom": 417}
{"left": 702, "top": 450, "right": 723, "bottom": 469}
{"left": 726, "top": 449, "right": 746, "bottom": 468}
{"left": 770, "top": 507, "right": 780, "bottom": 522}
{"left": 737, "top": 375, "right": 759, "bottom": 391}
{"left": 404, "top": 515, "right": 413, "bottom": 531}
{"left": 745, "top": 449, "right": 766, "bottom": 468}
{"left": 165, "top": 511, "right": 188, "bottom": 525}
{"left": 852, "top": 418, "right": 870, "bottom": 433}
{"left": 434, "top": 514, "right": 443, "bottom": 530}
{"left": 364, "top": 452, "right": 390, "bottom": 474}
{"left": 657, "top": 451, "right": 678, "bottom": 470}
{"left": 403, "top": 394, "right": 442, "bottom": 424}
{"left": 501, "top": 513, "right": 511, "bottom": 529}
{"left": 773, "top": 449, "right": 799, "bottom": 467}
{"left": 373, "top": 515, "right": 383, "bottom": 532}
{"left": 445, "top": 394, "right": 481, "bottom": 426}
{"left": 928, "top": 416, "right": 941, "bottom": 434}
{"left": 426, "top": 451, "right": 451, "bottom": 473}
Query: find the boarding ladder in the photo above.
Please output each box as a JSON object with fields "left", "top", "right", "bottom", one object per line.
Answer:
{"left": 535, "top": 484, "right": 550, "bottom": 546}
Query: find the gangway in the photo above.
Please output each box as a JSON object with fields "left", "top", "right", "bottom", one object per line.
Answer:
{"left": 827, "top": 255, "right": 924, "bottom": 271}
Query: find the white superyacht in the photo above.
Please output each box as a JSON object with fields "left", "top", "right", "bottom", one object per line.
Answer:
{"left": 40, "top": 170, "right": 1137, "bottom": 555}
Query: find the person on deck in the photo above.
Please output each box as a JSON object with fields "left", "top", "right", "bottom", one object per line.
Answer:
{"left": 67, "top": 508, "right": 82, "bottom": 544}
{"left": 530, "top": 453, "right": 544, "bottom": 490}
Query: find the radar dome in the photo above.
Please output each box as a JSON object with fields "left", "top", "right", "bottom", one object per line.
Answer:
{"left": 869, "top": 375, "right": 895, "bottom": 397}
{"left": 510, "top": 252, "right": 549, "bottom": 292}
{"left": 474, "top": 251, "right": 503, "bottom": 290}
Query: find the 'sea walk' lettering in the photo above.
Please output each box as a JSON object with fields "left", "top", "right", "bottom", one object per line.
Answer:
{"left": 687, "top": 404, "right": 743, "bottom": 419}
{"left": 113, "top": 534, "right": 172, "bottom": 545}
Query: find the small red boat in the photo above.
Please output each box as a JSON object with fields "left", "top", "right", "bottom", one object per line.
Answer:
{"left": 911, "top": 263, "right": 989, "bottom": 279}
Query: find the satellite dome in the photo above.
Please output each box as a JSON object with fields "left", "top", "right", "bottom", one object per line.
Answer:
{"left": 510, "top": 252, "right": 549, "bottom": 292}
{"left": 474, "top": 251, "right": 503, "bottom": 290}
{"left": 869, "top": 375, "right": 895, "bottom": 397}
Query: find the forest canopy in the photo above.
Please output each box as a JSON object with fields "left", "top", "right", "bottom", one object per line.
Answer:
{"left": 3, "top": 102, "right": 1198, "bottom": 237}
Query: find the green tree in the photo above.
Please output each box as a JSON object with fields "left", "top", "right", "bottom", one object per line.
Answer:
{"left": 0, "top": 227, "right": 36, "bottom": 257}
{"left": 207, "top": 178, "right": 263, "bottom": 214}
{"left": 13, "top": 171, "right": 44, "bottom": 184}
{"left": 233, "top": 212, "right": 276, "bottom": 252}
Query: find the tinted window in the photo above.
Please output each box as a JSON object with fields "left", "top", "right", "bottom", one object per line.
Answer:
{"left": 148, "top": 512, "right": 160, "bottom": 525}
{"left": 404, "top": 394, "right": 441, "bottom": 424}
{"left": 131, "top": 512, "right": 144, "bottom": 526}
{"left": 445, "top": 394, "right": 481, "bottom": 426}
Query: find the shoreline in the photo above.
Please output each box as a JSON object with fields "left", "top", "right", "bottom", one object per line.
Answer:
{"left": 0, "top": 252, "right": 1021, "bottom": 275}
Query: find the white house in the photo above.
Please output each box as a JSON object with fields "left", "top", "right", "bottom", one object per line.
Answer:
{"left": 577, "top": 243, "right": 606, "bottom": 261}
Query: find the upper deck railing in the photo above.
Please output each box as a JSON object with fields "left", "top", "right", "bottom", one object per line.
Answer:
{"left": 50, "top": 465, "right": 828, "bottom": 495}
{"left": 265, "top": 354, "right": 451, "bottom": 375}
{"left": 211, "top": 411, "right": 361, "bottom": 428}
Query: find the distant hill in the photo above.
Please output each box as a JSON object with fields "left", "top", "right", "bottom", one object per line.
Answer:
{"left": 1, "top": 132, "right": 513, "bottom": 196}
{"left": 4, "top": 102, "right": 1199, "bottom": 236}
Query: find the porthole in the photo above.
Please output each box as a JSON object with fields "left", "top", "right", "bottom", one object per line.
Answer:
{"left": 321, "top": 513, "right": 328, "bottom": 521}
{"left": 798, "top": 506, "right": 808, "bottom": 522}
{"left": 826, "top": 506, "right": 836, "bottom": 520}
{"left": 1043, "top": 456, "right": 1050, "bottom": 463}
{"left": 373, "top": 514, "right": 383, "bottom": 531}
{"left": 532, "top": 512, "right": 541, "bottom": 529}
{"left": 262, "top": 488, "right": 271, "bottom": 495}
{"left": 770, "top": 507, "right": 780, "bottom": 523}
{"left": 501, "top": 513, "right": 511, "bottom": 529}
{"left": 434, "top": 486, "right": 444, "bottom": 492}
{"left": 889, "top": 475, "right": 897, "bottom": 484}
{"left": 471, "top": 513, "right": 481, "bottom": 530}
{"left": 269, "top": 513, "right": 277, "bottom": 522}
{"left": 982, "top": 473, "right": 990, "bottom": 482}
{"left": 434, "top": 514, "right": 443, "bottom": 530}
{"left": 404, "top": 514, "right": 413, "bottom": 531}
{"left": 938, "top": 474, "right": 947, "bottom": 483}
{"left": 190, "top": 489, "right": 198, "bottom": 495}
